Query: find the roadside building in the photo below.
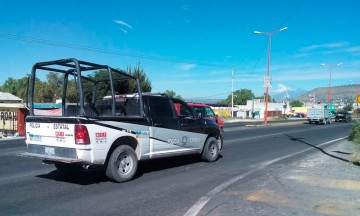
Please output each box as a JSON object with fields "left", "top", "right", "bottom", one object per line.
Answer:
{"left": 0, "top": 92, "right": 27, "bottom": 136}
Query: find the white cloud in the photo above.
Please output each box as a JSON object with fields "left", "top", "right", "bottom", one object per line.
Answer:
{"left": 114, "top": 20, "right": 133, "bottom": 33}
{"left": 300, "top": 41, "right": 348, "bottom": 52}
{"left": 347, "top": 46, "right": 360, "bottom": 53}
{"left": 181, "top": 4, "right": 192, "bottom": 12}
{"left": 272, "top": 83, "right": 292, "bottom": 93}
{"left": 179, "top": 63, "right": 196, "bottom": 71}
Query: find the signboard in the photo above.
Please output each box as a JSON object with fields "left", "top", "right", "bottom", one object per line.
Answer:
{"left": 0, "top": 108, "right": 18, "bottom": 131}
{"left": 263, "top": 75, "right": 272, "bottom": 88}
{"left": 357, "top": 95, "right": 360, "bottom": 103}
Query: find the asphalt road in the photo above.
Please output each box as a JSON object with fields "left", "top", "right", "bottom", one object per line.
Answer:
{"left": 0, "top": 121, "right": 353, "bottom": 216}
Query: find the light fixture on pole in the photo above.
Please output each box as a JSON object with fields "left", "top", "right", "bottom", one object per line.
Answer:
{"left": 254, "top": 27, "right": 288, "bottom": 124}
{"left": 321, "top": 63, "right": 342, "bottom": 110}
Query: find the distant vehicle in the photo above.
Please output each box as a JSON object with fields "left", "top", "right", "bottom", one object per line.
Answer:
{"left": 187, "top": 103, "right": 224, "bottom": 133}
{"left": 335, "top": 111, "right": 352, "bottom": 122}
{"left": 307, "top": 108, "right": 332, "bottom": 125}
{"left": 288, "top": 112, "right": 306, "bottom": 118}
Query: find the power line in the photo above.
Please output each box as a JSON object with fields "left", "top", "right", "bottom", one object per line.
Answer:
{"left": 243, "top": 0, "right": 303, "bottom": 88}
{"left": 0, "top": 32, "right": 232, "bottom": 69}
{"left": 281, "top": 0, "right": 304, "bottom": 26}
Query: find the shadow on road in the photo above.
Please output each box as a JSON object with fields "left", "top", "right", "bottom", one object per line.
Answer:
{"left": 284, "top": 134, "right": 358, "bottom": 165}
{"left": 36, "top": 166, "right": 109, "bottom": 185}
{"left": 36, "top": 154, "right": 222, "bottom": 185}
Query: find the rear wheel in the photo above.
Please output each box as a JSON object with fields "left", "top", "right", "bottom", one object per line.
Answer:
{"left": 202, "top": 137, "right": 219, "bottom": 162}
{"left": 106, "top": 145, "right": 138, "bottom": 183}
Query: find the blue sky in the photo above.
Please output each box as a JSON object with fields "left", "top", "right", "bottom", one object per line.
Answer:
{"left": 1, "top": 0, "right": 360, "bottom": 100}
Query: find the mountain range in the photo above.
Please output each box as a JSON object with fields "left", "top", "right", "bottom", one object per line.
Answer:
{"left": 293, "top": 84, "right": 358, "bottom": 103}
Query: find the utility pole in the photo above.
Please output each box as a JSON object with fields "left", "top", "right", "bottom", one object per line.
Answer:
{"left": 254, "top": 27, "right": 288, "bottom": 124}
{"left": 321, "top": 63, "right": 342, "bottom": 110}
{"left": 231, "top": 68, "right": 234, "bottom": 118}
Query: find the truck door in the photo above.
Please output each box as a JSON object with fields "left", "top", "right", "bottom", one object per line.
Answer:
{"left": 172, "top": 99, "right": 206, "bottom": 149}
{"left": 148, "top": 97, "right": 204, "bottom": 154}
{"left": 148, "top": 96, "right": 183, "bottom": 153}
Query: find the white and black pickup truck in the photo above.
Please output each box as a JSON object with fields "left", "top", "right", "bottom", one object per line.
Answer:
{"left": 21, "top": 58, "right": 223, "bottom": 182}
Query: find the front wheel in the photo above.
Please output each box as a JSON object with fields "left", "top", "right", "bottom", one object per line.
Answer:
{"left": 106, "top": 145, "right": 138, "bottom": 183}
{"left": 202, "top": 137, "right": 219, "bottom": 162}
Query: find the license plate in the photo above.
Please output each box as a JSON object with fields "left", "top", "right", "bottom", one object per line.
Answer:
{"left": 45, "top": 147, "right": 55, "bottom": 156}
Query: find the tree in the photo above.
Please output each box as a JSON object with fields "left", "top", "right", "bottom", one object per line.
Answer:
{"left": 254, "top": 93, "right": 273, "bottom": 102}
{"left": 290, "top": 100, "right": 303, "bottom": 107}
{"left": 343, "top": 103, "right": 353, "bottom": 111}
{"left": 0, "top": 64, "right": 152, "bottom": 103}
{"left": 220, "top": 89, "right": 254, "bottom": 106}
{"left": 165, "top": 90, "right": 183, "bottom": 100}
{"left": 81, "top": 64, "right": 152, "bottom": 103}
{"left": 1, "top": 77, "right": 21, "bottom": 95}
{"left": 126, "top": 64, "right": 152, "bottom": 93}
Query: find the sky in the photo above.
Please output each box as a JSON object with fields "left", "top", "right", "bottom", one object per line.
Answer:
{"left": 1, "top": 0, "right": 360, "bottom": 101}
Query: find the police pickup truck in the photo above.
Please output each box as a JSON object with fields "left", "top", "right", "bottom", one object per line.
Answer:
{"left": 22, "top": 58, "right": 222, "bottom": 182}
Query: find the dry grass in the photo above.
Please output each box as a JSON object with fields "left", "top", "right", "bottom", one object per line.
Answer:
{"left": 350, "top": 151, "right": 360, "bottom": 164}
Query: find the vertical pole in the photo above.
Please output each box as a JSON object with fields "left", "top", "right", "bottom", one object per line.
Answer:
{"left": 231, "top": 68, "right": 234, "bottom": 118}
{"left": 356, "top": 81, "right": 359, "bottom": 117}
{"left": 264, "top": 34, "right": 272, "bottom": 124}
{"left": 328, "top": 67, "right": 332, "bottom": 110}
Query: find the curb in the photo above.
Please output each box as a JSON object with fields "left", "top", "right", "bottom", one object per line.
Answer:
{"left": 244, "top": 120, "right": 307, "bottom": 127}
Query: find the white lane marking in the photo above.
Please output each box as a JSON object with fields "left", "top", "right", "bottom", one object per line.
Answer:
{"left": 184, "top": 136, "right": 347, "bottom": 216}
{"left": 226, "top": 124, "right": 345, "bottom": 143}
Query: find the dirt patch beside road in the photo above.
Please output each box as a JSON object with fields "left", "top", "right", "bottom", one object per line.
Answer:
{"left": 198, "top": 139, "right": 360, "bottom": 216}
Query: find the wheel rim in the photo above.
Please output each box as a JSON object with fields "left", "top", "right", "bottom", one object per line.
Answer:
{"left": 116, "top": 153, "right": 133, "bottom": 175}
{"left": 209, "top": 141, "right": 218, "bottom": 159}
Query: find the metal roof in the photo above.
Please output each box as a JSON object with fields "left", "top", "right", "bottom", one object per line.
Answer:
{"left": 0, "top": 92, "right": 23, "bottom": 102}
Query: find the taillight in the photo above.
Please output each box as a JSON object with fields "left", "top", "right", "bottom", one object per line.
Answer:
{"left": 75, "top": 125, "right": 90, "bottom": 145}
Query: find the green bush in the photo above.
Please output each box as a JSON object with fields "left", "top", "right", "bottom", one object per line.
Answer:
{"left": 275, "top": 115, "right": 288, "bottom": 120}
{"left": 349, "top": 120, "right": 360, "bottom": 145}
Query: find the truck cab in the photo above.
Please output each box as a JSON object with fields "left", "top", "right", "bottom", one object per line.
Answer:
{"left": 187, "top": 103, "right": 224, "bottom": 133}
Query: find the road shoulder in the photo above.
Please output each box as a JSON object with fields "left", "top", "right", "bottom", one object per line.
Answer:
{"left": 198, "top": 139, "right": 360, "bottom": 216}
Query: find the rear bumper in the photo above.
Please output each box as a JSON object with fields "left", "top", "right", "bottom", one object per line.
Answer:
{"left": 19, "top": 144, "right": 86, "bottom": 163}
{"left": 18, "top": 152, "right": 82, "bottom": 163}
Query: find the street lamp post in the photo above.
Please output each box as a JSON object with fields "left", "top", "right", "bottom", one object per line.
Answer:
{"left": 231, "top": 68, "right": 234, "bottom": 118}
{"left": 254, "top": 27, "right": 288, "bottom": 124}
{"left": 321, "top": 63, "right": 342, "bottom": 110}
{"left": 349, "top": 79, "right": 359, "bottom": 117}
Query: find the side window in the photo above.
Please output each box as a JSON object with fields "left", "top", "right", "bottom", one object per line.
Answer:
{"left": 205, "top": 107, "right": 216, "bottom": 118}
{"left": 173, "top": 100, "right": 194, "bottom": 118}
{"left": 149, "top": 97, "right": 174, "bottom": 118}
{"left": 192, "top": 107, "right": 205, "bottom": 118}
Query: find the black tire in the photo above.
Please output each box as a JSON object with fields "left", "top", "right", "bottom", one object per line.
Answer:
{"left": 55, "top": 162, "right": 82, "bottom": 174}
{"left": 218, "top": 135, "right": 224, "bottom": 151}
{"left": 202, "top": 137, "right": 219, "bottom": 162}
{"left": 106, "top": 145, "right": 138, "bottom": 183}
